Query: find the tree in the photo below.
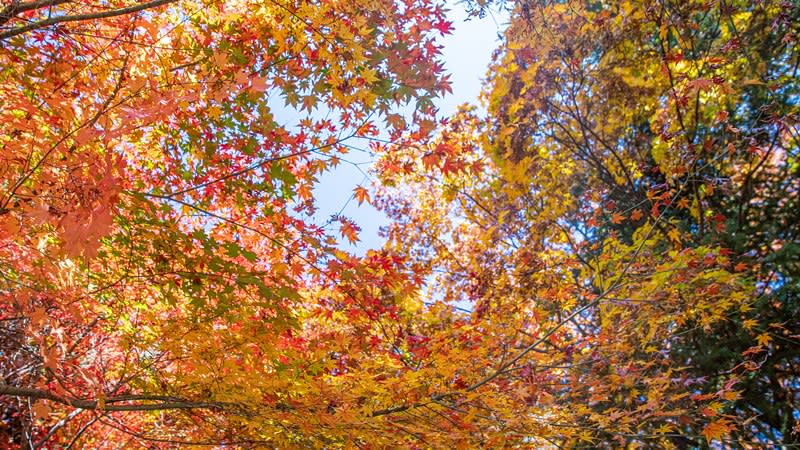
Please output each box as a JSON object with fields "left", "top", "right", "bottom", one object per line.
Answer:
{"left": 2, "top": 0, "right": 797, "bottom": 447}
{"left": 375, "top": 0, "right": 798, "bottom": 446}
{"left": 0, "top": 0, "right": 453, "bottom": 447}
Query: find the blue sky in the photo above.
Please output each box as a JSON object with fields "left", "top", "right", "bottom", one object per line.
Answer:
{"left": 311, "top": 3, "right": 506, "bottom": 253}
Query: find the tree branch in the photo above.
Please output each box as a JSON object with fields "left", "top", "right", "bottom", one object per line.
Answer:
{"left": 0, "top": 0, "right": 71, "bottom": 27}
{"left": 0, "top": 384, "right": 223, "bottom": 412}
{"left": 0, "top": 0, "right": 176, "bottom": 41}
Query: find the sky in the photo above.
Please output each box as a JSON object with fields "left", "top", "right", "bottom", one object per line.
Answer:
{"left": 311, "top": 3, "right": 507, "bottom": 253}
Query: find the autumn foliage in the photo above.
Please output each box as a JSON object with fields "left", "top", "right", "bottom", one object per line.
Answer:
{"left": 1, "top": 0, "right": 798, "bottom": 448}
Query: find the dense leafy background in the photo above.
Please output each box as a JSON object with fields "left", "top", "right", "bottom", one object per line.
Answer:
{"left": 1, "top": 0, "right": 797, "bottom": 448}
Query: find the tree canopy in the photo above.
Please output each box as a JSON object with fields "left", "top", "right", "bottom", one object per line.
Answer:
{"left": 1, "top": 0, "right": 797, "bottom": 448}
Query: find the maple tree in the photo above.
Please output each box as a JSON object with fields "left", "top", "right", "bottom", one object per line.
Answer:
{"left": 374, "top": 0, "right": 798, "bottom": 447}
{"left": 1, "top": 0, "right": 797, "bottom": 448}
{"left": 0, "top": 0, "right": 454, "bottom": 447}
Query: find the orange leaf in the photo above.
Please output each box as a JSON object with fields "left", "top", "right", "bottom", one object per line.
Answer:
{"left": 611, "top": 213, "right": 625, "bottom": 224}
{"left": 742, "top": 345, "right": 764, "bottom": 356}
{"left": 700, "top": 407, "right": 717, "bottom": 417}
{"left": 720, "top": 390, "right": 741, "bottom": 401}
{"left": 422, "top": 152, "right": 439, "bottom": 169}
{"left": 668, "top": 227, "right": 681, "bottom": 243}
{"left": 250, "top": 77, "right": 268, "bottom": 93}
{"left": 31, "top": 401, "right": 51, "bottom": 421}
{"left": 702, "top": 418, "right": 735, "bottom": 443}
{"left": 353, "top": 186, "right": 370, "bottom": 205}
{"left": 339, "top": 219, "right": 360, "bottom": 244}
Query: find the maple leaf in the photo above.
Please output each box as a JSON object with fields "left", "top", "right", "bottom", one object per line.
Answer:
{"left": 702, "top": 418, "right": 735, "bottom": 443}
{"left": 422, "top": 152, "right": 439, "bottom": 169}
{"left": 434, "top": 20, "right": 454, "bottom": 35}
{"left": 353, "top": 185, "right": 370, "bottom": 205}
{"left": 31, "top": 401, "right": 52, "bottom": 421}
{"left": 440, "top": 156, "right": 466, "bottom": 175}
{"left": 687, "top": 78, "right": 715, "bottom": 92}
{"left": 206, "top": 105, "right": 223, "bottom": 120}
{"left": 742, "top": 345, "right": 764, "bottom": 356}
{"left": 720, "top": 390, "right": 741, "bottom": 401}
{"left": 250, "top": 77, "right": 268, "bottom": 93}
{"left": 2, "top": 0, "right": 794, "bottom": 446}
{"left": 339, "top": 218, "right": 360, "bottom": 244}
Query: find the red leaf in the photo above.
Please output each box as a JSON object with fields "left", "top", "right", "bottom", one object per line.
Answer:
{"left": 433, "top": 20, "right": 453, "bottom": 35}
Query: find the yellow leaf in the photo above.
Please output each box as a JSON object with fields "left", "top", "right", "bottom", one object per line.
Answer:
{"left": 207, "top": 105, "right": 222, "bottom": 119}
{"left": 655, "top": 423, "right": 674, "bottom": 434}
{"left": 361, "top": 68, "right": 379, "bottom": 84}
{"left": 721, "top": 390, "right": 741, "bottom": 401}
